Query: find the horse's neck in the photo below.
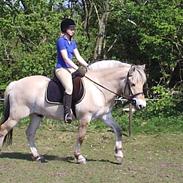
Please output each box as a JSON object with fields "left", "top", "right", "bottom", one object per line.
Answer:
{"left": 87, "top": 67, "right": 129, "bottom": 95}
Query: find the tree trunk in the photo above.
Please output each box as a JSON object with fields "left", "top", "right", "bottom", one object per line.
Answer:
{"left": 93, "top": 0, "right": 110, "bottom": 60}
{"left": 169, "top": 60, "right": 183, "bottom": 88}
{"left": 81, "top": 0, "right": 93, "bottom": 40}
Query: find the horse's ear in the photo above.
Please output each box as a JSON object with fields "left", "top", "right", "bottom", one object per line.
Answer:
{"left": 141, "top": 64, "right": 145, "bottom": 70}
{"left": 128, "top": 65, "right": 136, "bottom": 76}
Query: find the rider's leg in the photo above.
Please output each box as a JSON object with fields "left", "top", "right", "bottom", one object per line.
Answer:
{"left": 63, "top": 92, "right": 72, "bottom": 123}
{"left": 55, "top": 68, "right": 73, "bottom": 123}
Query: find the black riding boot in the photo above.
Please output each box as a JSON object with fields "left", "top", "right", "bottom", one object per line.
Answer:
{"left": 63, "top": 93, "right": 72, "bottom": 123}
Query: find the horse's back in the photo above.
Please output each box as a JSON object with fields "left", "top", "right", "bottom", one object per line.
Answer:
{"left": 6, "top": 75, "right": 50, "bottom": 101}
{"left": 17, "top": 75, "right": 50, "bottom": 85}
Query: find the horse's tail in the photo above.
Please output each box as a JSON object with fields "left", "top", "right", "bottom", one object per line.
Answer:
{"left": 0, "top": 82, "right": 15, "bottom": 146}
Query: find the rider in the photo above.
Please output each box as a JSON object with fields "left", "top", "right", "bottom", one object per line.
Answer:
{"left": 55, "top": 18, "right": 88, "bottom": 123}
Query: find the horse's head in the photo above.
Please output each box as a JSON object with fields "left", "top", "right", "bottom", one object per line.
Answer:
{"left": 122, "top": 65, "right": 147, "bottom": 110}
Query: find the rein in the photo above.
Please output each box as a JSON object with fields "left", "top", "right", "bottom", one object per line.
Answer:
{"left": 85, "top": 75, "right": 121, "bottom": 97}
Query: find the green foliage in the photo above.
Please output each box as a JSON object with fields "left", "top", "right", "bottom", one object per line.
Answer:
{"left": 146, "top": 85, "right": 175, "bottom": 115}
{"left": 0, "top": 11, "right": 60, "bottom": 84}
{"left": 1, "top": 0, "right": 182, "bottom": 87}
{"left": 108, "top": 0, "right": 183, "bottom": 86}
{"left": 0, "top": 0, "right": 182, "bottom": 133}
{"left": 134, "top": 115, "right": 183, "bottom": 134}
{"left": 130, "top": 85, "right": 183, "bottom": 134}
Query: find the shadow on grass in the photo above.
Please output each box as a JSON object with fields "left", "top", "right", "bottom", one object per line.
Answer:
{"left": 87, "top": 158, "right": 122, "bottom": 165}
{"left": 0, "top": 152, "right": 73, "bottom": 162}
{"left": 0, "top": 152, "right": 32, "bottom": 161}
{"left": 0, "top": 152, "right": 121, "bottom": 165}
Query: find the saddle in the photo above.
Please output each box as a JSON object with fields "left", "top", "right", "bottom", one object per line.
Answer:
{"left": 46, "top": 72, "right": 85, "bottom": 116}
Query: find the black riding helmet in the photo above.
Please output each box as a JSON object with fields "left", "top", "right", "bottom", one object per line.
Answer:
{"left": 60, "top": 18, "right": 76, "bottom": 33}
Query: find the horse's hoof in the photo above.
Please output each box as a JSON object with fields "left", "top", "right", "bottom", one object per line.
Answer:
{"left": 76, "top": 155, "right": 86, "bottom": 164}
{"left": 115, "top": 150, "right": 123, "bottom": 164}
{"left": 115, "top": 156, "right": 123, "bottom": 165}
{"left": 32, "top": 155, "right": 48, "bottom": 163}
{"left": 39, "top": 157, "right": 48, "bottom": 163}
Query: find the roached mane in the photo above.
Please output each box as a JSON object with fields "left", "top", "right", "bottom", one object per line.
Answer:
{"left": 88, "top": 60, "right": 130, "bottom": 71}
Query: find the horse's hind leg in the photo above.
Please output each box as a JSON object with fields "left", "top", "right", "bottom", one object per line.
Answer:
{"left": 25, "top": 114, "right": 46, "bottom": 162}
{"left": 101, "top": 113, "right": 123, "bottom": 164}
{"left": 0, "top": 118, "right": 18, "bottom": 150}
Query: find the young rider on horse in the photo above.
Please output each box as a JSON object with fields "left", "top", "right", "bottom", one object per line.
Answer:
{"left": 55, "top": 18, "right": 88, "bottom": 123}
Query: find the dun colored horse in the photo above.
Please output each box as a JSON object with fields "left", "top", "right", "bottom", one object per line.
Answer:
{"left": 0, "top": 60, "right": 146, "bottom": 164}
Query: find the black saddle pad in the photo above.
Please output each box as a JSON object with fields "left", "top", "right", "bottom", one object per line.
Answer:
{"left": 46, "top": 76, "right": 84, "bottom": 105}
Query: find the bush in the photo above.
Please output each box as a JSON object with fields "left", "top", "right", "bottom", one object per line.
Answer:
{"left": 131, "top": 85, "right": 183, "bottom": 133}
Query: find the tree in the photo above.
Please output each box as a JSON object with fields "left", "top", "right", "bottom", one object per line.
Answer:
{"left": 0, "top": 0, "right": 182, "bottom": 92}
{"left": 0, "top": 0, "right": 62, "bottom": 89}
{"left": 106, "top": 0, "right": 183, "bottom": 88}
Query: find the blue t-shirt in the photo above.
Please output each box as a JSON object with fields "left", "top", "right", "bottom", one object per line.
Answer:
{"left": 56, "top": 36, "right": 77, "bottom": 68}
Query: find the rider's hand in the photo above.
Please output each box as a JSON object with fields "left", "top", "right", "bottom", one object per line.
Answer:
{"left": 77, "top": 65, "right": 87, "bottom": 77}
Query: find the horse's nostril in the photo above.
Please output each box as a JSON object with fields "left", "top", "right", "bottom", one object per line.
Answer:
{"left": 139, "top": 104, "right": 145, "bottom": 109}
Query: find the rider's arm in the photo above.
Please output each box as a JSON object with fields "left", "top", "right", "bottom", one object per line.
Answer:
{"left": 73, "top": 48, "right": 88, "bottom": 67}
{"left": 60, "top": 49, "right": 78, "bottom": 70}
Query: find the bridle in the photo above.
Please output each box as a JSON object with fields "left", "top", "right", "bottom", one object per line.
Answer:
{"left": 84, "top": 66, "right": 144, "bottom": 107}
{"left": 122, "top": 69, "right": 144, "bottom": 104}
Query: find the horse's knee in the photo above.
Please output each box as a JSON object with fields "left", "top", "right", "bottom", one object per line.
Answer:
{"left": 79, "top": 121, "right": 88, "bottom": 130}
{"left": 25, "top": 126, "right": 35, "bottom": 140}
{"left": 78, "top": 123, "right": 88, "bottom": 136}
{"left": 117, "top": 128, "right": 122, "bottom": 137}
{"left": 0, "top": 131, "right": 4, "bottom": 138}
{"left": 2, "top": 119, "right": 17, "bottom": 131}
{"left": 78, "top": 136, "right": 85, "bottom": 143}
{"left": 78, "top": 130, "right": 86, "bottom": 142}
{"left": 0, "top": 124, "right": 9, "bottom": 136}
{"left": 0, "top": 134, "right": 5, "bottom": 149}
{"left": 115, "top": 125, "right": 122, "bottom": 138}
{"left": 25, "top": 129, "right": 34, "bottom": 141}
{"left": 26, "top": 115, "right": 42, "bottom": 140}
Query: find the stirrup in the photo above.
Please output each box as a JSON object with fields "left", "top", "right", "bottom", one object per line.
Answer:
{"left": 64, "top": 113, "right": 72, "bottom": 123}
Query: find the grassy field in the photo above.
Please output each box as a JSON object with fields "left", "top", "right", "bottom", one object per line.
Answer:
{"left": 0, "top": 125, "right": 183, "bottom": 183}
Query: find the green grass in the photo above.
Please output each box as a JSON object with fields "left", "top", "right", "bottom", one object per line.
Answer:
{"left": 111, "top": 106, "right": 183, "bottom": 134}
{"left": 0, "top": 101, "right": 183, "bottom": 182}
{"left": 0, "top": 101, "right": 183, "bottom": 134}
{"left": 0, "top": 125, "right": 183, "bottom": 183}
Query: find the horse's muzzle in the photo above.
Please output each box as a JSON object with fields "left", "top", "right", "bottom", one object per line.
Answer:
{"left": 131, "top": 98, "right": 146, "bottom": 110}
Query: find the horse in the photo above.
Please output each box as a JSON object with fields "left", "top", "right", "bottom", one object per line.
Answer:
{"left": 0, "top": 60, "right": 146, "bottom": 164}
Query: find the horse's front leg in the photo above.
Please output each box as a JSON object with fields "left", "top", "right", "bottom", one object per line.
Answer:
{"left": 74, "top": 116, "right": 91, "bottom": 164}
{"left": 102, "top": 113, "right": 123, "bottom": 164}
